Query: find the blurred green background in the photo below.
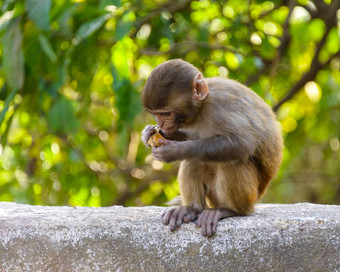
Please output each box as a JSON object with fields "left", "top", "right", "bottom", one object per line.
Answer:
{"left": 0, "top": 0, "right": 339, "bottom": 207}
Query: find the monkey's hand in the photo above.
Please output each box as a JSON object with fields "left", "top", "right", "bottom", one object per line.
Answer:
{"left": 152, "top": 140, "right": 183, "bottom": 163}
{"left": 161, "top": 206, "right": 200, "bottom": 231}
{"left": 141, "top": 125, "right": 158, "bottom": 147}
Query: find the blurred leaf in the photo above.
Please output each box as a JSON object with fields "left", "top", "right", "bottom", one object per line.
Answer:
{"left": 324, "top": 28, "right": 340, "bottom": 55}
{"left": 116, "top": 125, "right": 129, "bottom": 156}
{"left": 0, "top": 83, "right": 6, "bottom": 100}
{"left": 0, "top": 87, "right": 17, "bottom": 127}
{"left": 74, "top": 14, "right": 112, "bottom": 45}
{"left": 100, "top": 0, "right": 122, "bottom": 8}
{"left": 2, "top": 17, "right": 24, "bottom": 91}
{"left": 112, "top": 67, "right": 141, "bottom": 131}
{"left": 38, "top": 34, "right": 57, "bottom": 63}
{"left": 47, "top": 97, "right": 79, "bottom": 134}
{"left": 26, "top": 0, "right": 51, "bottom": 31}
{"left": 0, "top": 11, "right": 14, "bottom": 32}
{"left": 111, "top": 37, "right": 136, "bottom": 78}
{"left": 115, "top": 11, "right": 135, "bottom": 40}
{"left": 225, "top": 51, "right": 240, "bottom": 70}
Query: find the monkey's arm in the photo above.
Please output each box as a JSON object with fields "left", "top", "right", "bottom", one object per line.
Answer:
{"left": 152, "top": 134, "right": 257, "bottom": 163}
{"left": 189, "top": 134, "right": 257, "bottom": 161}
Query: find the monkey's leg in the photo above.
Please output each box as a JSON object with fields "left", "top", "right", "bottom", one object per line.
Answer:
{"left": 161, "top": 160, "right": 209, "bottom": 231}
{"left": 197, "top": 162, "right": 259, "bottom": 237}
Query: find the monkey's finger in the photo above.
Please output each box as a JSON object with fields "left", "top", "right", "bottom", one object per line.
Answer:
{"left": 196, "top": 210, "right": 206, "bottom": 227}
{"left": 169, "top": 207, "right": 182, "bottom": 231}
{"left": 183, "top": 211, "right": 197, "bottom": 223}
{"left": 152, "top": 149, "right": 164, "bottom": 161}
{"left": 161, "top": 208, "right": 176, "bottom": 225}
{"left": 205, "top": 210, "right": 216, "bottom": 237}
{"left": 175, "top": 207, "right": 189, "bottom": 227}
{"left": 141, "top": 125, "right": 157, "bottom": 146}
{"left": 158, "top": 138, "right": 170, "bottom": 145}
{"left": 212, "top": 210, "right": 222, "bottom": 234}
{"left": 169, "top": 218, "right": 176, "bottom": 231}
{"left": 161, "top": 208, "right": 170, "bottom": 219}
{"left": 200, "top": 211, "right": 209, "bottom": 236}
{"left": 161, "top": 207, "right": 175, "bottom": 218}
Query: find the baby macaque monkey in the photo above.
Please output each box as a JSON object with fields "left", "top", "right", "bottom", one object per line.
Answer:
{"left": 141, "top": 59, "right": 283, "bottom": 237}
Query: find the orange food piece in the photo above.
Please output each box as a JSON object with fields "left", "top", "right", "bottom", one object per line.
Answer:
{"left": 148, "top": 131, "right": 166, "bottom": 147}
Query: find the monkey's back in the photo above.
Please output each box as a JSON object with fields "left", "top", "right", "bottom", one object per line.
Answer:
{"left": 189, "top": 77, "right": 283, "bottom": 196}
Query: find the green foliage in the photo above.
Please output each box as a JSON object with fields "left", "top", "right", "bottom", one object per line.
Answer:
{"left": 2, "top": 17, "right": 24, "bottom": 91}
{"left": 26, "top": 0, "right": 51, "bottom": 31}
{"left": 0, "top": 0, "right": 339, "bottom": 207}
{"left": 47, "top": 96, "right": 80, "bottom": 134}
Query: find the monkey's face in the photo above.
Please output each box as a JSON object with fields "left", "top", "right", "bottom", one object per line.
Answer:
{"left": 142, "top": 59, "right": 209, "bottom": 134}
{"left": 146, "top": 93, "right": 203, "bottom": 134}
{"left": 151, "top": 110, "right": 180, "bottom": 134}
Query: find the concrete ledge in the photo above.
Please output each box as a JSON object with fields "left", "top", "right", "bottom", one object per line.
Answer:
{"left": 0, "top": 202, "right": 339, "bottom": 271}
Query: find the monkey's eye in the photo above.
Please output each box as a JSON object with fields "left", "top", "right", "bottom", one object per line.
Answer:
{"left": 159, "top": 112, "right": 171, "bottom": 117}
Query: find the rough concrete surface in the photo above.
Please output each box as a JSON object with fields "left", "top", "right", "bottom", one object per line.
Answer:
{"left": 0, "top": 202, "right": 339, "bottom": 272}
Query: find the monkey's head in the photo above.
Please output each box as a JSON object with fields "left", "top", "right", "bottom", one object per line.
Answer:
{"left": 142, "top": 59, "right": 209, "bottom": 134}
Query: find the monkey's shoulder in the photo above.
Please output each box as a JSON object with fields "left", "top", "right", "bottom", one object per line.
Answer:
{"left": 207, "top": 78, "right": 262, "bottom": 101}
{"left": 196, "top": 78, "right": 279, "bottom": 139}
{"left": 206, "top": 77, "right": 273, "bottom": 115}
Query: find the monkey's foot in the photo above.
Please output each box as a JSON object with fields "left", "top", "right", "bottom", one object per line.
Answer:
{"left": 161, "top": 206, "right": 200, "bottom": 231}
{"left": 197, "top": 208, "right": 238, "bottom": 237}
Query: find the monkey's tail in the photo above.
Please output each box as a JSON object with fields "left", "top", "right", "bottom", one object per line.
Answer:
{"left": 166, "top": 196, "right": 182, "bottom": 206}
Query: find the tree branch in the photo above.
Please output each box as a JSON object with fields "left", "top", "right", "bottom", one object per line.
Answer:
{"left": 139, "top": 41, "right": 244, "bottom": 56}
{"left": 97, "top": 0, "right": 193, "bottom": 47}
{"left": 265, "top": 0, "right": 296, "bottom": 96}
{"left": 132, "top": 0, "right": 193, "bottom": 37}
{"left": 273, "top": 2, "right": 340, "bottom": 112}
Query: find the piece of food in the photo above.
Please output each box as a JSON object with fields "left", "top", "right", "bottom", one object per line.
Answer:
{"left": 148, "top": 127, "right": 166, "bottom": 147}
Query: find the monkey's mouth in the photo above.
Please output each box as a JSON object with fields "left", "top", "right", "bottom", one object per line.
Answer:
{"left": 162, "top": 125, "right": 178, "bottom": 134}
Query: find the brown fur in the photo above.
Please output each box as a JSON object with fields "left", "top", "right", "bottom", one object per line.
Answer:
{"left": 142, "top": 59, "right": 283, "bottom": 216}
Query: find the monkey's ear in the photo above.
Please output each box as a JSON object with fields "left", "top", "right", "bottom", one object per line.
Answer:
{"left": 192, "top": 73, "right": 209, "bottom": 101}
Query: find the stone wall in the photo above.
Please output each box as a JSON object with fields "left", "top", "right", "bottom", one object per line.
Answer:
{"left": 0, "top": 202, "right": 339, "bottom": 271}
